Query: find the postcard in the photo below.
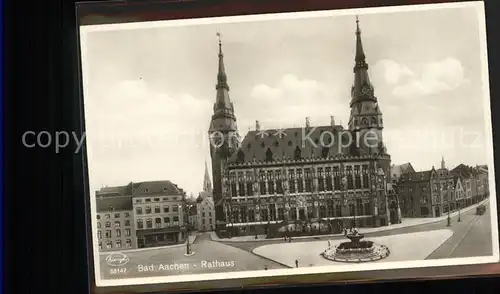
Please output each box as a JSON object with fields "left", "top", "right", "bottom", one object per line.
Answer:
{"left": 79, "top": 1, "right": 498, "bottom": 287}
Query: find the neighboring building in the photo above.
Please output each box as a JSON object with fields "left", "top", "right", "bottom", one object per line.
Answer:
{"left": 398, "top": 158, "right": 454, "bottom": 218}
{"left": 196, "top": 163, "right": 216, "bottom": 232}
{"left": 451, "top": 164, "right": 475, "bottom": 207}
{"left": 95, "top": 187, "right": 136, "bottom": 252}
{"left": 132, "top": 181, "right": 186, "bottom": 248}
{"left": 391, "top": 162, "right": 415, "bottom": 217}
{"left": 453, "top": 176, "right": 466, "bottom": 210}
{"left": 187, "top": 199, "right": 198, "bottom": 230}
{"left": 452, "top": 164, "right": 490, "bottom": 205}
{"left": 197, "top": 193, "right": 216, "bottom": 231}
{"left": 397, "top": 159, "right": 490, "bottom": 218}
{"left": 475, "top": 165, "right": 489, "bottom": 203}
{"left": 208, "top": 18, "right": 396, "bottom": 238}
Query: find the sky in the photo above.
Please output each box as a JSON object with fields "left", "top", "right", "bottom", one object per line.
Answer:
{"left": 81, "top": 4, "right": 492, "bottom": 197}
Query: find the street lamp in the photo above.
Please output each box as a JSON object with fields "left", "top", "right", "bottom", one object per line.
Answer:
{"left": 446, "top": 203, "right": 451, "bottom": 227}
{"left": 184, "top": 198, "right": 195, "bottom": 257}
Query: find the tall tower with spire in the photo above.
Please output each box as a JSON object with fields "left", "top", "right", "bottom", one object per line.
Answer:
{"left": 348, "top": 17, "right": 385, "bottom": 155}
{"left": 203, "top": 161, "right": 212, "bottom": 193}
{"left": 441, "top": 156, "right": 446, "bottom": 169}
{"left": 208, "top": 33, "right": 240, "bottom": 228}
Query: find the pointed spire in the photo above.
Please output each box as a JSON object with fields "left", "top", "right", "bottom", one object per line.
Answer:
{"left": 354, "top": 15, "right": 366, "bottom": 66}
{"left": 350, "top": 16, "right": 374, "bottom": 107}
{"left": 203, "top": 160, "right": 212, "bottom": 193}
{"left": 441, "top": 156, "right": 445, "bottom": 169}
{"left": 216, "top": 32, "right": 229, "bottom": 90}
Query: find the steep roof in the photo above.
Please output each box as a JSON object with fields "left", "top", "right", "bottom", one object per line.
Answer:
{"left": 96, "top": 181, "right": 184, "bottom": 198}
{"left": 131, "top": 181, "right": 183, "bottom": 197}
{"left": 96, "top": 196, "right": 133, "bottom": 212}
{"left": 391, "top": 162, "right": 414, "bottom": 180}
{"left": 451, "top": 164, "right": 474, "bottom": 178}
{"left": 228, "top": 125, "right": 355, "bottom": 164}
{"left": 197, "top": 191, "right": 212, "bottom": 203}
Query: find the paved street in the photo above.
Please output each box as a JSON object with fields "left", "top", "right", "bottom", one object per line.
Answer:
{"left": 427, "top": 204, "right": 492, "bottom": 259}
{"left": 99, "top": 201, "right": 493, "bottom": 280}
{"left": 99, "top": 233, "right": 284, "bottom": 280}
{"left": 222, "top": 201, "right": 493, "bottom": 260}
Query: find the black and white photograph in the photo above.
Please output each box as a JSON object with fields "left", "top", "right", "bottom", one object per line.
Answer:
{"left": 79, "top": 1, "right": 498, "bottom": 287}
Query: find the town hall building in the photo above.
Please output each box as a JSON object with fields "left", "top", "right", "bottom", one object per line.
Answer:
{"left": 208, "top": 18, "right": 400, "bottom": 238}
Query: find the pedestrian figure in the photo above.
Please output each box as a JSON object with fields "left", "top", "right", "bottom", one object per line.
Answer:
{"left": 295, "top": 259, "right": 299, "bottom": 268}
{"left": 289, "top": 236, "right": 292, "bottom": 243}
{"left": 264, "top": 265, "right": 268, "bottom": 270}
{"left": 328, "top": 240, "right": 331, "bottom": 248}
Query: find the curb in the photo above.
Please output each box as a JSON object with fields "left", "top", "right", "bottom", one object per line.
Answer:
{"left": 250, "top": 249, "right": 293, "bottom": 269}
{"left": 213, "top": 199, "right": 489, "bottom": 243}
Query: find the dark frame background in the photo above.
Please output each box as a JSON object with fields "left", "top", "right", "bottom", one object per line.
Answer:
{"left": 4, "top": 0, "right": 500, "bottom": 293}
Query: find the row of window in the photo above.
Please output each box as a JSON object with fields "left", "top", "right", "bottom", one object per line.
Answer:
{"left": 96, "top": 220, "right": 131, "bottom": 229}
{"left": 230, "top": 166, "right": 372, "bottom": 183}
{"left": 134, "top": 196, "right": 179, "bottom": 204}
{"left": 99, "top": 239, "right": 132, "bottom": 250}
{"left": 201, "top": 218, "right": 213, "bottom": 225}
{"left": 136, "top": 217, "right": 180, "bottom": 229}
{"left": 97, "top": 228, "right": 132, "bottom": 239}
{"left": 227, "top": 200, "right": 376, "bottom": 223}
{"left": 135, "top": 205, "right": 179, "bottom": 215}
{"left": 97, "top": 212, "right": 130, "bottom": 220}
{"left": 230, "top": 171, "right": 370, "bottom": 197}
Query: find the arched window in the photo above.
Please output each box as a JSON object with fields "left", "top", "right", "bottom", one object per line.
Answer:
{"left": 361, "top": 117, "right": 368, "bottom": 125}
{"left": 146, "top": 218, "right": 153, "bottom": 228}
{"left": 294, "top": 146, "right": 302, "bottom": 160}
{"left": 371, "top": 117, "right": 377, "bottom": 125}
{"left": 155, "top": 217, "right": 162, "bottom": 228}
{"left": 265, "top": 148, "right": 273, "bottom": 162}
{"left": 237, "top": 150, "right": 245, "bottom": 163}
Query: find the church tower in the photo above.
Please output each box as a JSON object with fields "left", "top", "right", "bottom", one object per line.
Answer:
{"left": 203, "top": 161, "right": 212, "bottom": 193}
{"left": 348, "top": 17, "right": 385, "bottom": 155}
{"left": 208, "top": 34, "right": 240, "bottom": 228}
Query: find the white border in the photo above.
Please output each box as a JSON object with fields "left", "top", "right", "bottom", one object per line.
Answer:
{"left": 79, "top": 1, "right": 499, "bottom": 288}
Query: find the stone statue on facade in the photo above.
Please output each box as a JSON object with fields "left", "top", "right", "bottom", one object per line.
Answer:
{"left": 282, "top": 179, "right": 289, "bottom": 194}
{"left": 313, "top": 177, "right": 319, "bottom": 193}
{"left": 253, "top": 180, "right": 260, "bottom": 195}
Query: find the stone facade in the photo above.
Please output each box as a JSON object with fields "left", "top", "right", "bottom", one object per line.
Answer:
{"left": 208, "top": 18, "right": 399, "bottom": 238}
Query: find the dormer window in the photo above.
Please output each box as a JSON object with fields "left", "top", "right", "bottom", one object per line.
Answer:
{"left": 371, "top": 117, "right": 377, "bottom": 125}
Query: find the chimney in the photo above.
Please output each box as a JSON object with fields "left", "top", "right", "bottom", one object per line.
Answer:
{"left": 330, "top": 115, "right": 335, "bottom": 127}
{"left": 305, "top": 117, "right": 310, "bottom": 128}
{"left": 255, "top": 120, "right": 261, "bottom": 131}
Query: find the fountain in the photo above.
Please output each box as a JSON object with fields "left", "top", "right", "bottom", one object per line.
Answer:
{"left": 321, "top": 231, "right": 390, "bottom": 263}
